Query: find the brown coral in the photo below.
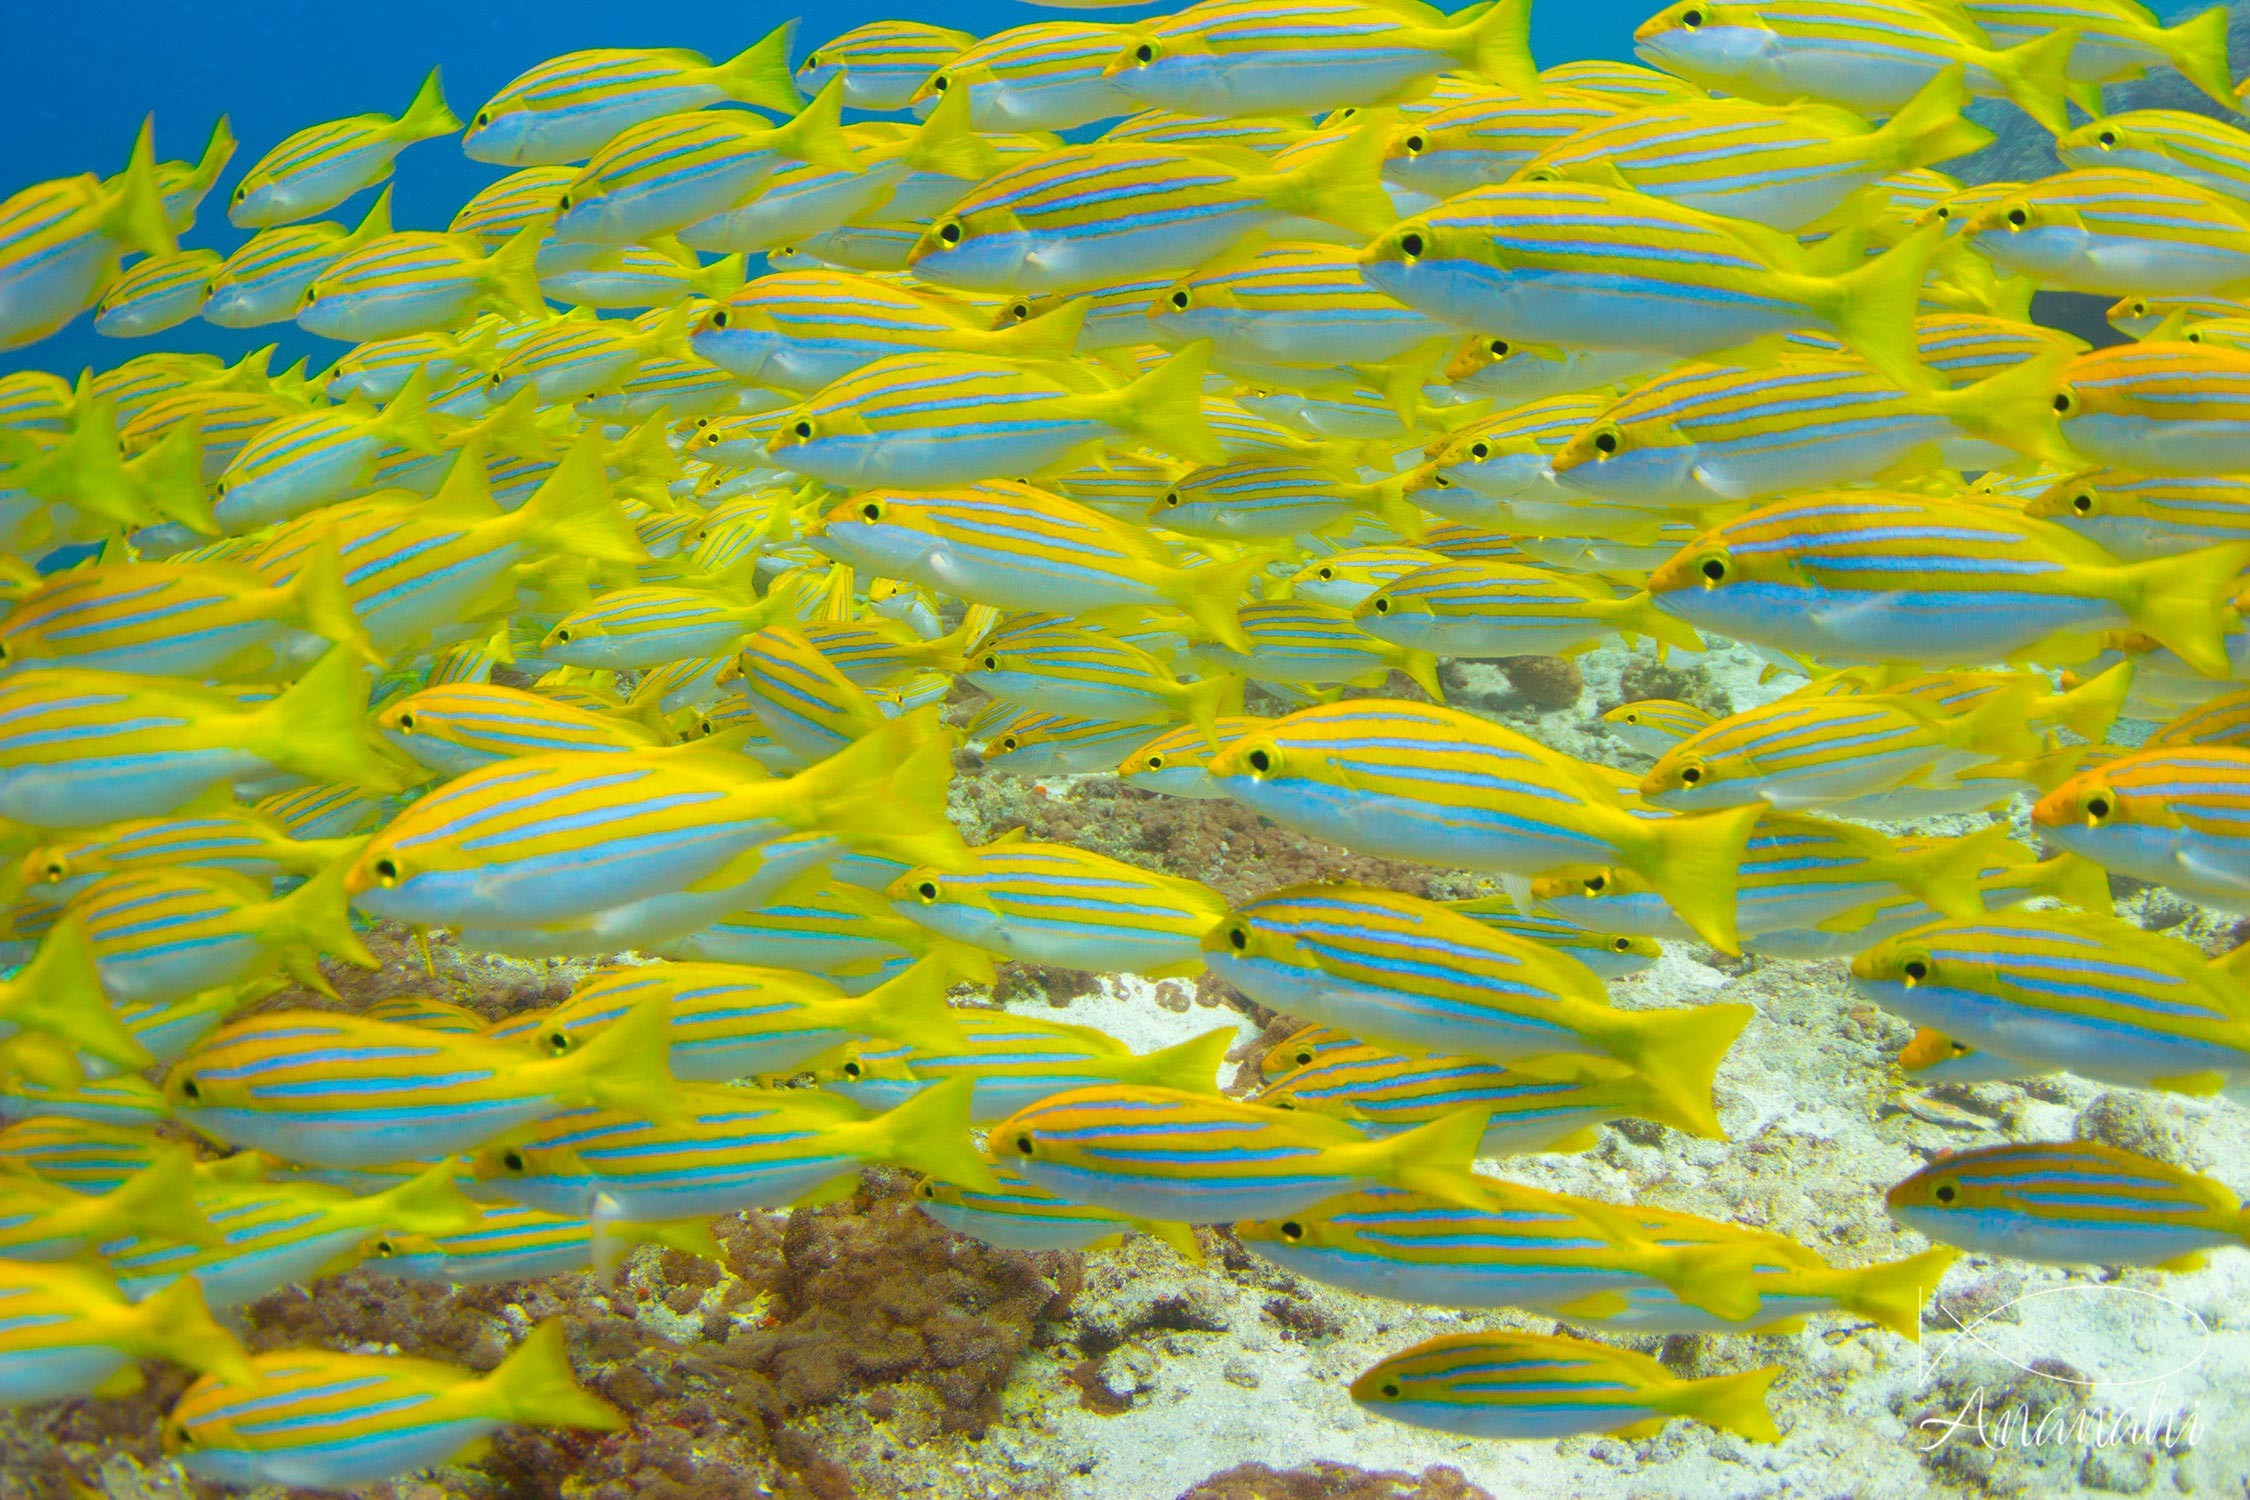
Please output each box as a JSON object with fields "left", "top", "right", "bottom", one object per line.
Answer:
{"left": 1178, "top": 1461, "right": 1499, "bottom": 1500}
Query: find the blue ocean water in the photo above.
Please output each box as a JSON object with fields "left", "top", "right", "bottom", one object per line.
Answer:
{"left": 0, "top": 0, "right": 1633, "bottom": 378}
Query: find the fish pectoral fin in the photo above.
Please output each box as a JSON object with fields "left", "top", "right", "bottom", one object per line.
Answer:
{"left": 1551, "top": 1291, "right": 1631, "bottom": 1321}
{"left": 2157, "top": 1251, "right": 2211, "bottom": 1273}
{"left": 2148, "top": 1071, "right": 2228, "bottom": 1097}
{"left": 91, "top": 1364, "right": 146, "bottom": 1399}
{"left": 1613, "top": 1417, "right": 1669, "bottom": 1440}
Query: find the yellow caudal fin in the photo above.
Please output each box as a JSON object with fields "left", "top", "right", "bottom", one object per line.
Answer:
{"left": 1839, "top": 1246, "right": 1958, "bottom": 1338}
{"left": 373, "top": 365, "right": 440, "bottom": 455}
{"left": 550, "top": 993, "right": 679, "bottom": 1119}
{"left": 1398, "top": 645, "right": 1446, "bottom": 702}
{"left": 771, "top": 77, "right": 862, "bottom": 174}
{"left": 483, "top": 1320, "right": 629, "bottom": 1431}
{"left": 479, "top": 224, "right": 550, "bottom": 320}
{"left": 343, "top": 183, "right": 395, "bottom": 250}
{"left": 513, "top": 430, "right": 648, "bottom": 566}
{"left": 2043, "top": 659, "right": 2132, "bottom": 742}
{"left": 365, "top": 1160, "right": 484, "bottom": 1235}
{"left": 76, "top": 1149, "right": 219, "bottom": 1248}
{"left": 794, "top": 705, "right": 971, "bottom": 871}
{"left": 1936, "top": 347, "right": 2074, "bottom": 465}
{"left": 1672, "top": 1365, "right": 1782, "bottom": 1443}
{"left": 2116, "top": 539, "right": 2250, "bottom": 678}
{"left": 177, "top": 115, "right": 238, "bottom": 226}
{"left": 251, "top": 647, "right": 408, "bottom": 795}
{"left": 285, "top": 539, "right": 379, "bottom": 666}
{"left": 1458, "top": 0, "right": 1540, "bottom": 98}
{"left": 264, "top": 856, "right": 380, "bottom": 986}
{"left": 714, "top": 19, "right": 805, "bottom": 115}
{"left": 137, "top": 1274, "right": 257, "bottom": 1387}
{"left": 1163, "top": 548, "right": 1269, "bottom": 657}
{"left": 1601, "top": 1061, "right": 1728, "bottom": 1142}
{"left": 1813, "top": 220, "right": 1943, "bottom": 393}
{"left": 396, "top": 66, "right": 463, "bottom": 144}
{"left": 1132, "top": 1027, "right": 1238, "bottom": 1094}
{"left": 1179, "top": 671, "right": 1244, "bottom": 750}
{"left": 1263, "top": 111, "right": 1398, "bottom": 239}
{"left": 1584, "top": 1003, "right": 1750, "bottom": 1142}
{"left": 864, "top": 1076, "right": 1002, "bottom": 1190}
{"left": 692, "top": 251, "right": 748, "bottom": 302}
{"left": 854, "top": 951, "right": 971, "bottom": 1054}
{"left": 978, "top": 295, "right": 1089, "bottom": 363}
{"left": 0, "top": 918, "right": 152, "bottom": 1075}
{"left": 1135, "top": 1216, "right": 1206, "bottom": 1263}
{"left": 471, "top": 387, "right": 553, "bottom": 463}
{"left": 1078, "top": 340, "right": 1225, "bottom": 464}
{"left": 1901, "top": 822, "right": 2017, "bottom": 920}
{"left": 1336, "top": 1105, "right": 1494, "bottom": 1211}
{"left": 2165, "top": 5, "right": 2236, "bottom": 111}
{"left": 1981, "top": 25, "right": 2078, "bottom": 137}
{"left": 1623, "top": 800, "right": 1764, "bottom": 954}
{"left": 103, "top": 117, "right": 177, "bottom": 261}
{"left": 430, "top": 439, "right": 499, "bottom": 514}
{"left": 1619, "top": 590, "right": 1704, "bottom": 653}
{"left": 641, "top": 1216, "right": 727, "bottom": 1263}
{"left": 1873, "top": 65, "right": 1992, "bottom": 172}
{"left": 907, "top": 78, "right": 999, "bottom": 180}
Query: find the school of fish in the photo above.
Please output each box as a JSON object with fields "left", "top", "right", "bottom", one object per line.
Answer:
{"left": 5, "top": 0, "right": 2250, "bottom": 1483}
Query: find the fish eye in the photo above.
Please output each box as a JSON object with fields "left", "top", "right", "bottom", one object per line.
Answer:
{"left": 1371, "top": 595, "right": 1391, "bottom": 613}
{"left": 1170, "top": 290, "right": 1190, "bottom": 310}
{"left": 1316, "top": 567, "right": 1333, "bottom": 579}
{"left": 2097, "top": 130, "right": 2115, "bottom": 147}
{"left": 1397, "top": 230, "right": 1424, "bottom": 259}
{"left": 1700, "top": 557, "right": 1727, "bottom": 583}
{"left": 2070, "top": 491, "right": 2094, "bottom": 514}
{"left": 1134, "top": 42, "right": 1155, "bottom": 62}
{"left": 2053, "top": 392, "right": 2073, "bottom": 414}
{"left": 981, "top": 653, "right": 1000, "bottom": 671}
{"left": 302, "top": 284, "right": 320, "bottom": 303}
{"left": 1247, "top": 748, "right": 1272, "bottom": 773}
{"left": 1433, "top": 474, "right": 1454, "bottom": 488}
{"left": 180, "top": 1077, "right": 202, "bottom": 1101}
{"left": 806, "top": 53, "right": 820, "bottom": 67}
{"left": 557, "top": 195, "right": 570, "bottom": 211}
{"left": 1280, "top": 1220, "right": 1303, "bottom": 1241}
{"left": 999, "top": 736, "right": 1021, "bottom": 753}
{"left": 932, "top": 75, "right": 950, "bottom": 91}
{"left": 556, "top": 628, "right": 573, "bottom": 641}
{"left": 1584, "top": 873, "right": 1606, "bottom": 893}
{"left": 1612, "top": 937, "right": 1631, "bottom": 951}
{"left": 544, "top": 1030, "right": 572, "bottom": 1054}
{"left": 1468, "top": 441, "right": 1490, "bottom": 459}
{"left": 1227, "top": 926, "right": 1247, "bottom": 950}
{"left": 938, "top": 222, "right": 962, "bottom": 244}
{"left": 476, "top": 112, "right": 490, "bottom": 127}
{"left": 1403, "top": 134, "right": 1425, "bottom": 154}
{"left": 1008, "top": 302, "right": 1031, "bottom": 321}
{"left": 916, "top": 1179, "right": 934, "bottom": 1198}
{"left": 1593, "top": 430, "right": 1618, "bottom": 455}
{"left": 842, "top": 1060, "right": 863, "bottom": 1078}
{"left": 1680, "top": 7, "right": 1703, "bottom": 25}
{"left": 233, "top": 185, "right": 247, "bottom": 201}
{"left": 1903, "top": 959, "right": 1928, "bottom": 983}
{"left": 1379, "top": 1381, "right": 1402, "bottom": 1399}
{"left": 1162, "top": 490, "right": 1181, "bottom": 507}
{"left": 2085, "top": 793, "right": 2112, "bottom": 822}
{"left": 1678, "top": 765, "right": 1703, "bottom": 785}
{"left": 916, "top": 880, "right": 940, "bottom": 900}
{"left": 41, "top": 861, "right": 64, "bottom": 882}
{"left": 502, "top": 1149, "right": 526, "bottom": 1172}
{"left": 710, "top": 310, "right": 729, "bottom": 328}
{"left": 793, "top": 420, "right": 814, "bottom": 438}
{"left": 1014, "top": 1133, "right": 1034, "bottom": 1155}
{"left": 1145, "top": 753, "right": 1164, "bottom": 769}
{"left": 397, "top": 712, "right": 417, "bottom": 731}
{"left": 1487, "top": 339, "right": 1509, "bottom": 357}
{"left": 372, "top": 1236, "right": 398, "bottom": 1256}
{"left": 374, "top": 857, "right": 400, "bottom": 883}
{"left": 2006, "top": 207, "right": 2027, "bottom": 228}
{"left": 1933, "top": 1181, "right": 1957, "bottom": 1203}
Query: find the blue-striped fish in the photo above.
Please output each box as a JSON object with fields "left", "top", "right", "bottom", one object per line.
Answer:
{"left": 0, "top": 1262, "right": 253, "bottom": 1405}
{"left": 448, "top": 168, "right": 575, "bottom": 247}
{"left": 1356, "top": 560, "right": 1700, "bottom": 659}
{"left": 991, "top": 1082, "right": 1494, "bottom": 1222}
{"left": 1204, "top": 884, "right": 1746, "bottom": 1132}
{"left": 366, "top": 1202, "right": 723, "bottom": 1286}
{"left": 163, "top": 1320, "right": 625, "bottom": 1491}
{"left": 1852, "top": 908, "right": 2250, "bottom": 1095}
{"left": 963, "top": 619, "right": 1239, "bottom": 742}
{"left": 1144, "top": 238, "right": 1449, "bottom": 371}
{"left": 466, "top": 24, "right": 803, "bottom": 165}
{"left": 297, "top": 224, "right": 547, "bottom": 341}
{"left": 16, "top": 805, "right": 355, "bottom": 910}
{"left": 2025, "top": 469, "right": 2250, "bottom": 561}
{"left": 1443, "top": 896, "right": 1663, "bottom": 978}
{"left": 1887, "top": 1140, "right": 2250, "bottom": 1269}
{"left": 540, "top": 585, "right": 780, "bottom": 670}
{"left": 2058, "top": 110, "right": 2250, "bottom": 202}
{"left": 826, "top": 1014, "right": 1234, "bottom": 1121}
{"left": 1155, "top": 461, "right": 1423, "bottom": 541}
{"left": 1967, "top": 0, "right": 2234, "bottom": 104}
{"left": 94, "top": 249, "right": 220, "bottom": 338}
{"left": 1352, "top": 1329, "right": 1779, "bottom": 1441}
{"left": 797, "top": 19, "right": 977, "bottom": 111}
{"left": 68, "top": 857, "right": 374, "bottom": 1007}
{"left": 2034, "top": 746, "right": 2250, "bottom": 911}
{"left": 203, "top": 189, "right": 393, "bottom": 328}
{"left": 1602, "top": 699, "right": 1718, "bottom": 757}
{"left": 1186, "top": 600, "right": 1443, "bottom": 699}
{"left": 469, "top": 1074, "right": 996, "bottom": 1220}
{"left": 889, "top": 837, "right": 1231, "bottom": 975}
{"left": 230, "top": 68, "right": 459, "bottom": 227}
{"left": 1961, "top": 171, "right": 2250, "bottom": 296}
{"left": 1202, "top": 701, "right": 1765, "bottom": 951}
{"left": 728, "top": 625, "right": 891, "bottom": 764}
{"left": 375, "top": 683, "right": 669, "bottom": 776}
{"left": 912, "top": 1161, "right": 1199, "bottom": 1258}
{"left": 0, "top": 119, "right": 175, "bottom": 351}
{"left": 1383, "top": 89, "right": 1629, "bottom": 206}
{"left": 909, "top": 21, "right": 1137, "bottom": 132}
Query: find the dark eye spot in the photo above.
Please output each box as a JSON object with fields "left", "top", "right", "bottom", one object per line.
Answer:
{"left": 1134, "top": 42, "right": 1154, "bottom": 62}
{"left": 1468, "top": 442, "right": 1490, "bottom": 459}
{"left": 711, "top": 310, "right": 729, "bottom": 328}
{"left": 398, "top": 712, "right": 416, "bottom": 731}
{"left": 1398, "top": 231, "right": 1424, "bottom": 258}
{"left": 41, "top": 862, "right": 63, "bottom": 882}
{"left": 502, "top": 1149, "right": 526, "bottom": 1172}
{"left": 842, "top": 1061, "right": 863, "bottom": 1078}
{"left": 1701, "top": 558, "right": 1727, "bottom": 583}
{"left": 938, "top": 222, "right": 962, "bottom": 244}
{"left": 1585, "top": 874, "right": 1606, "bottom": 893}
{"left": 556, "top": 628, "right": 572, "bottom": 641}
{"left": 1679, "top": 766, "right": 1702, "bottom": 785}
{"left": 1145, "top": 754, "right": 1163, "bottom": 769}
{"left": 981, "top": 654, "right": 1000, "bottom": 671}
{"left": 1170, "top": 290, "right": 1189, "bottom": 309}
{"left": 1613, "top": 937, "right": 1631, "bottom": 951}
{"left": 1404, "top": 134, "right": 1425, "bottom": 153}
{"left": 1247, "top": 748, "right": 1272, "bottom": 773}
{"left": 2006, "top": 207, "right": 2027, "bottom": 227}
{"left": 861, "top": 502, "right": 880, "bottom": 520}
{"left": 932, "top": 75, "right": 949, "bottom": 90}
{"left": 2071, "top": 492, "right": 2093, "bottom": 514}
{"left": 2098, "top": 131, "right": 2115, "bottom": 146}
{"left": 793, "top": 420, "right": 814, "bottom": 438}
{"left": 1593, "top": 431, "right": 1617, "bottom": 455}
{"left": 557, "top": 195, "right": 570, "bottom": 211}
{"left": 2086, "top": 794, "right": 2112, "bottom": 820}
{"left": 1280, "top": 1220, "right": 1303, "bottom": 1241}
{"left": 1380, "top": 1381, "right": 1402, "bottom": 1398}
{"left": 1228, "top": 926, "right": 1247, "bottom": 950}
{"left": 1488, "top": 339, "right": 1509, "bottom": 357}
{"left": 180, "top": 1077, "right": 202, "bottom": 1101}
{"left": 475, "top": 112, "right": 490, "bottom": 127}
{"left": 374, "top": 857, "right": 399, "bottom": 881}
{"left": 1372, "top": 596, "right": 1391, "bottom": 613}
{"left": 1680, "top": 7, "right": 1703, "bottom": 25}
{"left": 917, "top": 880, "right": 939, "bottom": 900}
{"left": 1015, "top": 1134, "right": 1034, "bottom": 1155}
{"left": 1934, "top": 1182, "right": 1957, "bottom": 1203}
{"left": 1903, "top": 960, "right": 1928, "bottom": 983}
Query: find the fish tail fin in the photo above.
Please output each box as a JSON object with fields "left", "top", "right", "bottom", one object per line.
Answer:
{"left": 982, "top": 295, "right": 1088, "bottom": 362}
{"left": 1102, "top": 341, "right": 1226, "bottom": 465}
{"left": 771, "top": 77, "right": 862, "bottom": 174}
{"left": 370, "top": 1160, "right": 484, "bottom": 1235}
{"left": 1908, "top": 822, "right": 2018, "bottom": 919}
{"left": 1816, "top": 220, "right": 1942, "bottom": 393}
{"left": 1873, "top": 65, "right": 1991, "bottom": 170}
{"left": 1362, "top": 474, "right": 1428, "bottom": 543}
{"left": 1180, "top": 672, "right": 1243, "bottom": 750}
{"left": 1981, "top": 25, "right": 2078, "bottom": 137}
{"left": 1264, "top": 110, "right": 1398, "bottom": 239}
{"left": 864, "top": 1076, "right": 1002, "bottom": 1190}
{"left": 1165, "top": 548, "right": 1268, "bottom": 657}
{"left": 5, "top": 917, "right": 152, "bottom": 1074}
{"left": 103, "top": 117, "right": 177, "bottom": 260}
{"left": 514, "top": 430, "right": 648, "bottom": 565}
{"left": 1591, "top": 1003, "right": 1749, "bottom": 1142}
{"left": 2115, "top": 540, "right": 2250, "bottom": 678}
{"left": 484, "top": 1320, "right": 629, "bottom": 1431}
{"left": 1676, "top": 1365, "right": 1783, "bottom": 1443}
{"left": 1622, "top": 590, "right": 1704, "bottom": 653}
{"left": 1460, "top": 0, "right": 1540, "bottom": 98}
{"left": 141, "top": 421, "right": 218, "bottom": 534}
{"left": 907, "top": 78, "right": 999, "bottom": 179}
{"left": 643, "top": 1216, "right": 727, "bottom": 1262}
{"left": 797, "top": 706, "right": 971, "bottom": 871}
{"left": 138, "top": 1275, "right": 257, "bottom": 1388}
{"left": 857, "top": 951, "right": 972, "bottom": 1054}
{"left": 2044, "top": 659, "right": 2132, "bottom": 742}
{"left": 1135, "top": 1026, "right": 1237, "bottom": 1094}
{"left": 93, "top": 1149, "right": 220, "bottom": 1248}
{"left": 555, "top": 994, "right": 679, "bottom": 1117}
{"left": 1625, "top": 801, "right": 1764, "bottom": 954}
{"left": 480, "top": 224, "right": 550, "bottom": 320}
{"left": 267, "top": 855, "right": 380, "bottom": 979}
{"left": 694, "top": 252, "right": 748, "bottom": 303}
{"left": 1399, "top": 646, "right": 1446, "bottom": 702}
{"left": 1135, "top": 1217, "right": 1205, "bottom": 1263}
{"left": 1354, "top": 1106, "right": 1493, "bottom": 1210}
{"left": 1840, "top": 1246, "right": 1958, "bottom": 1338}
{"left": 251, "top": 647, "right": 406, "bottom": 794}
{"left": 2036, "top": 852, "right": 2115, "bottom": 912}
{"left": 1936, "top": 347, "right": 2073, "bottom": 464}
{"left": 375, "top": 364, "right": 440, "bottom": 455}
{"left": 397, "top": 66, "right": 463, "bottom": 143}
{"left": 715, "top": 19, "right": 805, "bottom": 115}
{"left": 2165, "top": 6, "right": 2236, "bottom": 111}
{"left": 184, "top": 115, "right": 238, "bottom": 210}
{"left": 475, "top": 386, "right": 555, "bottom": 464}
